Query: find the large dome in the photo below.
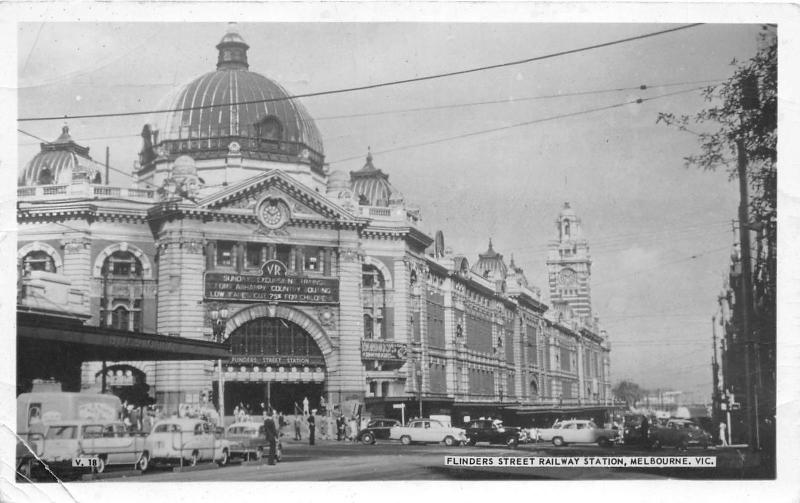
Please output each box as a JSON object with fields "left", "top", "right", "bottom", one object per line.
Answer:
{"left": 472, "top": 239, "right": 508, "bottom": 280}
{"left": 146, "top": 26, "right": 324, "bottom": 168}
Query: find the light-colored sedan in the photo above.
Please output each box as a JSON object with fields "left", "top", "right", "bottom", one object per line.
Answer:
{"left": 225, "top": 422, "right": 282, "bottom": 462}
{"left": 146, "top": 418, "right": 232, "bottom": 467}
{"left": 534, "top": 419, "right": 618, "bottom": 447}
{"left": 389, "top": 419, "right": 466, "bottom": 446}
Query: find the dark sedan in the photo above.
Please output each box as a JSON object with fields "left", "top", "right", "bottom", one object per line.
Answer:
{"left": 464, "top": 419, "right": 524, "bottom": 448}
{"left": 358, "top": 418, "right": 401, "bottom": 445}
{"left": 648, "top": 419, "right": 713, "bottom": 450}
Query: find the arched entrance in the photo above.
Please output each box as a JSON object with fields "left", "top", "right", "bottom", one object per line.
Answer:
{"left": 218, "top": 315, "right": 327, "bottom": 416}
{"left": 94, "top": 364, "right": 152, "bottom": 407}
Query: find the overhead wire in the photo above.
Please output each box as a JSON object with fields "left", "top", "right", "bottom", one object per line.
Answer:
{"left": 17, "top": 23, "right": 704, "bottom": 122}
{"left": 15, "top": 78, "right": 723, "bottom": 147}
{"left": 327, "top": 85, "right": 710, "bottom": 165}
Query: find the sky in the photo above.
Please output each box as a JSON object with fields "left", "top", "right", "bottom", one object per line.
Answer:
{"left": 16, "top": 22, "right": 768, "bottom": 402}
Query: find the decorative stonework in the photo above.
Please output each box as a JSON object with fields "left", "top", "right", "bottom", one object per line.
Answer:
{"left": 339, "top": 247, "right": 361, "bottom": 263}
{"left": 155, "top": 236, "right": 205, "bottom": 255}
{"left": 317, "top": 306, "right": 336, "bottom": 329}
{"left": 61, "top": 236, "right": 91, "bottom": 253}
{"left": 256, "top": 196, "right": 291, "bottom": 230}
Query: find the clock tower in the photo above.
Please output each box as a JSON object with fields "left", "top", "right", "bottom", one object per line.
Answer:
{"left": 546, "top": 202, "right": 592, "bottom": 322}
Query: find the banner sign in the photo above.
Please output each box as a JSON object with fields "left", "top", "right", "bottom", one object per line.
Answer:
{"left": 204, "top": 260, "right": 339, "bottom": 304}
{"left": 360, "top": 340, "right": 409, "bottom": 361}
{"left": 229, "top": 355, "right": 325, "bottom": 366}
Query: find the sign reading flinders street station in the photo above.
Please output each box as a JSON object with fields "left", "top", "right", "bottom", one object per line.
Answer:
{"left": 204, "top": 260, "right": 339, "bottom": 304}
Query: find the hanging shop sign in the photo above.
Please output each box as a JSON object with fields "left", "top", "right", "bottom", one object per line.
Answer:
{"left": 204, "top": 260, "right": 339, "bottom": 304}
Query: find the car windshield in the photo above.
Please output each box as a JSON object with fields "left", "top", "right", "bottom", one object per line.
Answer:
{"left": 46, "top": 425, "right": 76, "bottom": 440}
{"left": 82, "top": 425, "right": 104, "bottom": 438}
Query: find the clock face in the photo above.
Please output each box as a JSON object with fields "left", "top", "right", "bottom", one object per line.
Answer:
{"left": 557, "top": 268, "right": 578, "bottom": 286}
{"left": 256, "top": 198, "right": 289, "bottom": 230}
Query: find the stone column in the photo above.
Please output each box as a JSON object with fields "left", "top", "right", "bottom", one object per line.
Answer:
{"left": 442, "top": 276, "right": 456, "bottom": 398}
{"left": 153, "top": 231, "right": 209, "bottom": 410}
{"left": 392, "top": 258, "right": 409, "bottom": 343}
{"left": 577, "top": 340, "right": 585, "bottom": 405}
{"left": 513, "top": 316, "right": 524, "bottom": 402}
{"left": 328, "top": 243, "right": 364, "bottom": 403}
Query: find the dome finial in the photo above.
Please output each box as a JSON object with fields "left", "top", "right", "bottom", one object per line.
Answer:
{"left": 488, "top": 238, "right": 493, "bottom": 251}
{"left": 363, "top": 147, "right": 375, "bottom": 170}
{"left": 216, "top": 23, "right": 250, "bottom": 70}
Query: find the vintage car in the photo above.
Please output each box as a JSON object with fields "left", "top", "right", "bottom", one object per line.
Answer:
{"left": 357, "top": 418, "right": 401, "bottom": 445}
{"left": 145, "top": 418, "right": 232, "bottom": 468}
{"left": 35, "top": 420, "right": 149, "bottom": 476}
{"left": 225, "top": 421, "right": 283, "bottom": 462}
{"left": 464, "top": 419, "right": 525, "bottom": 448}
{"left": 535, "top": 419, "right": 619, "bottom": 447}
{"left": 648, "top": 419, "right": 713, "bottom": 450}
{"left": 389, "top": 419, "right": 466, "bottom": 446}
{"left": 78, "top": 421, "right": 148, "bottom": 473}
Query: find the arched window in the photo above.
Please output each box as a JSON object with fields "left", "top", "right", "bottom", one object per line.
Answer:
{"left": 100, "top": 251, "right": 144, "bottom": 331}
{"left": 363, "top": 314, "right": 374, "bottom": 339}
{"left": 362, "top": 264, "right": 387, "bottom": 339}
{"left": 369, "top": 381, "right": 377, "bottom": 395}
{"left": 380, "top": 381, "right": 390, "bottom": 397}
{"left": 38, "top": 167, "right": 53, "bottom": 185}
{"left": 256, "top": 117, "right": 283, "bottom": 141}
{"left": 111, "top": 306, "right": 130, "bottom": 330}
{"left": 102, "top": 251, "right": 143, "bottom": 277}
{"left": 22, "top": 250, "right": 55, "bottom": 273}
{"left": 530, "top": 379, "right": 539, "bottom": 398}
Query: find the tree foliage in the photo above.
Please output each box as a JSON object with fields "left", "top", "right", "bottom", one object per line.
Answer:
{"left": 656, "top": 27, "right": 776, "bottom": 231}
{"left": 612, "top": 379, "right": 644, "bottom": 409}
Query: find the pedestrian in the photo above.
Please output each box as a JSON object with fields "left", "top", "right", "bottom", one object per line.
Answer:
{"left": 349, "top": 416, "right": 358, "bottom": 442}
{"left": 336, "top": 415, "right": 344, "bottom": 441}
{"left": 640, "top": 415, "right": 650, "bottom": 444}
{"left": 307, "top": 414, "right": 316, "bottom": 445}
{"left": 303, "top": 396, "right": 310, "bottom": 416}
{"left": 294, "top": 414, "right": 302, "bottom": 440}
{"left": 264, "top": 411, "right": 278, "bottom": 465}
{"left": 719, "top": 421, "right": 728, "bottom": 446}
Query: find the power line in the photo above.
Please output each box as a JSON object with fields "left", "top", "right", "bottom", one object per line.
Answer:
{"left": 328, "top": 85, "right": 708, "bottom": 165}
{"left": 15, "top": 78, "right": 723, "bottom": 147}
{"left": 17, "top": 23, "right": 704, "bottom": 123}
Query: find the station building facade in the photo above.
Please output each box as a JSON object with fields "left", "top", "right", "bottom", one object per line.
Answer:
{"left": 16, "top": 27, "right": 611, "bottom": 419}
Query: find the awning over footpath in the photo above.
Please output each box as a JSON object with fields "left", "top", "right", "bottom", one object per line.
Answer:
{"left": 18, "top": 310, "right": 231, "bottom": 361}
{"left": 506, "top": 404, "right": 623, "bottom": 415}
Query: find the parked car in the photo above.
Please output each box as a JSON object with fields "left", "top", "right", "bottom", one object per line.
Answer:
{"left": 464, "top": 419, "right": 525, "bottom": 448}
{"left": 225, "top": 422, "right": 282, "bottom": 462}
{"left": 79, "top": 421, "right": 148, "bottom": 473}
{"left": 357, "top": 418, "right": 400, "bottom": 445}
{"left": 648, "top": 419, "right": 713, "bottom": 450}
{"left": 535, "top": 419, "right": 619, "bottom": 447}
{"left": 621, "top": 414, "right": 655, "bottom": 446}
{"left": 145, "top": 418, "right": 232, "bottom": 467}
{"left": 389, "top": 419, "right": 466, "bottom": 446}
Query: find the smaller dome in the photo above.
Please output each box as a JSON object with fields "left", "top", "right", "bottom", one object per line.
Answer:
{"left": 18, "top": 125, "right": 103, "bottom": 186}
{"left": 172, "top": 155, "right": 197, "bottom": 177}
{"left": 350, "top": 149, "right": 401, "bottom": 207}
{"left": 559, "top": 201, "right": 577, "bottom": 219}
{"left": 471, "top": 239, "right": 508, "bottom": 280}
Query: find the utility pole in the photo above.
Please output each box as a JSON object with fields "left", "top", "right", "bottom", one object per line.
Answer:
{"left": 711, "top": 315, "right": 720, "bottom": 424}
{"left": 105, "top": 146, "right": 110, "bottom": 185}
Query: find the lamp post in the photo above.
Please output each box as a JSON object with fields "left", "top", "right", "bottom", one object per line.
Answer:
{"left": 211, "top": 307, "right": 229, "bottom": 426}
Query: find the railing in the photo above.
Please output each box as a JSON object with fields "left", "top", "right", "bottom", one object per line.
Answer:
{"left": 17, "top": 184, "right": 156, "bottom": 201}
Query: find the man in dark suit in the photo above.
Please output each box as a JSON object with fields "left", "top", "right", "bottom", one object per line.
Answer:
{"left": 264, "top": 411, "right": 278, "bottom": 465}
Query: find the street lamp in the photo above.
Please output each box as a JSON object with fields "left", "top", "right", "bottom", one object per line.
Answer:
{"left": 210, "top": 307, "right": 229, "bottom": 425}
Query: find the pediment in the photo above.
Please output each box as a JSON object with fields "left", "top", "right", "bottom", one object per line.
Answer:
{"left": 197, "top": 170, "right": 360, "bottom": 223}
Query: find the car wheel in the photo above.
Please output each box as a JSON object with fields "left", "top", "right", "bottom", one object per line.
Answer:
{"left": 678, "top": 440, "right": 689, "bottom": 452}
{"left": 444, "top": 436, "right": 456, "bottom": 447}
{"left": 361, "top": 433, "right": 375, "bottom": 445}
{"left": 190, "top": 450, "right": 199, "bottom": 466}
{"left": 95, "top": 456, "right": 107, "bottom": 474}
{"left": 136, "top": 452, "right": 150, "bottom": 472}
{"left": 217, "top": 449, "right": 229, "bottom": 467}
{"left": 649, "top": 439, "right": 661, "bottom": 450}
{"left": 466, "top": 438, "right": 476, "bottom": 446}
{"left": 598, "top": 437, "right": 610, "bottom": 447}
{"left": 506, "top": 437, "right": 518, "bottom": 449}
{"left": 276, "top": 444, "right": 283, "bottom": 462}
{"left": 552, "top": 437, "right": 565, "bottom": 447}
{"left": 400, "top": 435, "right": 412, "bottom": 445}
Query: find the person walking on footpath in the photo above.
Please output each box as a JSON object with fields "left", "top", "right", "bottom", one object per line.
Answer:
{"left": 303, "top": 396, "right": 310, "bottom": 416}
{"left": 264, "top": 411, "right": 278, "bottom": 465}
{"left": 307, "top": 413, "right": 316, "bottom": 445}
{"left": 294, "top": 414, "right": 302, "bottom": 440}
{"left": 719, "top": 421, "right": 729, "bottom": 447}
